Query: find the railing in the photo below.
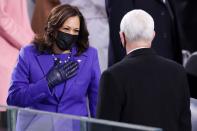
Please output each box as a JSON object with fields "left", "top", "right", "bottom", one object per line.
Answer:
{"left": 0, "top": 105, "right": 162, "bottom": 131}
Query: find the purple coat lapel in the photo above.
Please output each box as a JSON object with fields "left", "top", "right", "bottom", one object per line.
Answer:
{"left": 35, "top": 49, "right": 88, "bottom": 102}
{"left": 36, "top": 54, "right": 54, "bottom": 76}
{"left": 60, "top": 53, "right": 88, "bottom": 102}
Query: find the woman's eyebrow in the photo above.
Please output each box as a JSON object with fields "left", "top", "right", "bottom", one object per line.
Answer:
{"left": 63, "top": 25, "right": 79, "bottom": 30}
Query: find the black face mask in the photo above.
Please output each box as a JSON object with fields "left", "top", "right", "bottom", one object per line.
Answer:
{"left": 56, "top": 31, "right": 78, "bottom": 51}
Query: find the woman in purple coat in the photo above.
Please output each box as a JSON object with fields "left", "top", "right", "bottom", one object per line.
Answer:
{"left": 7, "top": 4, "right": 101, "bottom": 119}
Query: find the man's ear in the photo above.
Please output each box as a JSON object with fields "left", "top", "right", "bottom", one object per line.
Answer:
{"left": 119, "top": 32, "right": 125, "bottom": 46}
{"left": 148, "top": 31, "right": 155, "bottom": 45}
{"left": 152, "top": 31, "right": 155, "bottom": 40}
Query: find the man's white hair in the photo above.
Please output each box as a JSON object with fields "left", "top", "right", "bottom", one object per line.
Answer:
{"left": 120, "top": 9, "right": 154, "bottom": 43}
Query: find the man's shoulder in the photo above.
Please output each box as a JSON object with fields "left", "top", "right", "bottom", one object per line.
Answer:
{"left": 106, "top": 54, "right": 185, "bottom": 71}
{"left": 158, "top": 56, "right": 185, "bottom": 71}
{"left": 152, "top": 56, "right": 187, "bottom": 79}
{"left": 105, "top": 60, "right": 128, "bottom": 75}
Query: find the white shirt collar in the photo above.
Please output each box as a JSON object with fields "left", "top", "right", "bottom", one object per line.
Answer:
{"left": 127, "top": 47, "right": 148, "bottom": 54}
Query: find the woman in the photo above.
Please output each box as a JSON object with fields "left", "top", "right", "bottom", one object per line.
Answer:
{"left": 7, "top": 4, "right": 101, "bottom": 118}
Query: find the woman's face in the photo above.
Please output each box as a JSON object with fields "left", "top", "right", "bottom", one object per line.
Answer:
{"left": 59, "top": 16, "right": 80, "bottom": 35}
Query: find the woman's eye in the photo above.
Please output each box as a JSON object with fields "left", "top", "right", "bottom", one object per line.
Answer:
{"left": 75, "top": 30, "right": 79, "bottom": 33}
{"left": 64, "top": 28, "right": 69, "bottom": 31}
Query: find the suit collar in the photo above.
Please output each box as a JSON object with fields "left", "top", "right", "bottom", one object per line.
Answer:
{"left": 36, "top": 54, "right": 54, "bottom": 75}
{"left": 127, "top": 47, "right": 148, "bottom": 54}
{"left": 124, "top": 48, "right": 156, "bottom": 59}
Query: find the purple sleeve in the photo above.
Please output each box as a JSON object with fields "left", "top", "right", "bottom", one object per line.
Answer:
{"left": 7, "top": 47, "right": 53, "bottom": 107}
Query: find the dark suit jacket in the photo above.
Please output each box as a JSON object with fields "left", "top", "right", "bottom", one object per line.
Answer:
{"left": 106, "top": 0, "right": 183, "bottom": 66}
{"left": 185, "top": 53, "right": 197, "bottom": 98}
{"left": 97, "top": 48, "right": 191, "bottom": 131}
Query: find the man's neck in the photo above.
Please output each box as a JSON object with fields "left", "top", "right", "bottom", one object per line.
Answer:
{"left": 127, "top": 47, "right": 149, "bottom": 54}
{"left": 126, "top": 41, "right": 151, "bottom": 54}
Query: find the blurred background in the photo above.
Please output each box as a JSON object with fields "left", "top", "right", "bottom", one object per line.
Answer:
{"left": 0, "top": 0, "right": 197, "bottom": 130}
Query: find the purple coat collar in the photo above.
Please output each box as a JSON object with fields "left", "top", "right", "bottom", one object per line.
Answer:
{"left": 35, "top": 47, "right": 88, "bottom": 102}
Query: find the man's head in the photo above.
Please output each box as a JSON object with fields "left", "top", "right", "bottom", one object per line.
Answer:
{"left": 120, "top": 9, "right": 155, "bottom": 52}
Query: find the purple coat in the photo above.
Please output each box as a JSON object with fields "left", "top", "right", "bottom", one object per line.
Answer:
{"left": 7, "top": 44, "right": 101, "bottom": 117}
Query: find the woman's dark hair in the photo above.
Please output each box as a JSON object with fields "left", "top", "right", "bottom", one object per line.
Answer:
{"left": 33, "top": 4, "right": 89, "bottom": 55}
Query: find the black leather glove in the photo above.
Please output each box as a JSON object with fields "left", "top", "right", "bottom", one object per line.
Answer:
{"left": 46, "top": 60, "right": 79, "bottom": 88}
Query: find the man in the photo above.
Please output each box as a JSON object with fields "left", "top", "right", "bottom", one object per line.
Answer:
{"left": 106, "top": 0, "right": 183, "bottom": 66}
{"left": 96, "top": 10, "right": 191, "bottom": 131}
